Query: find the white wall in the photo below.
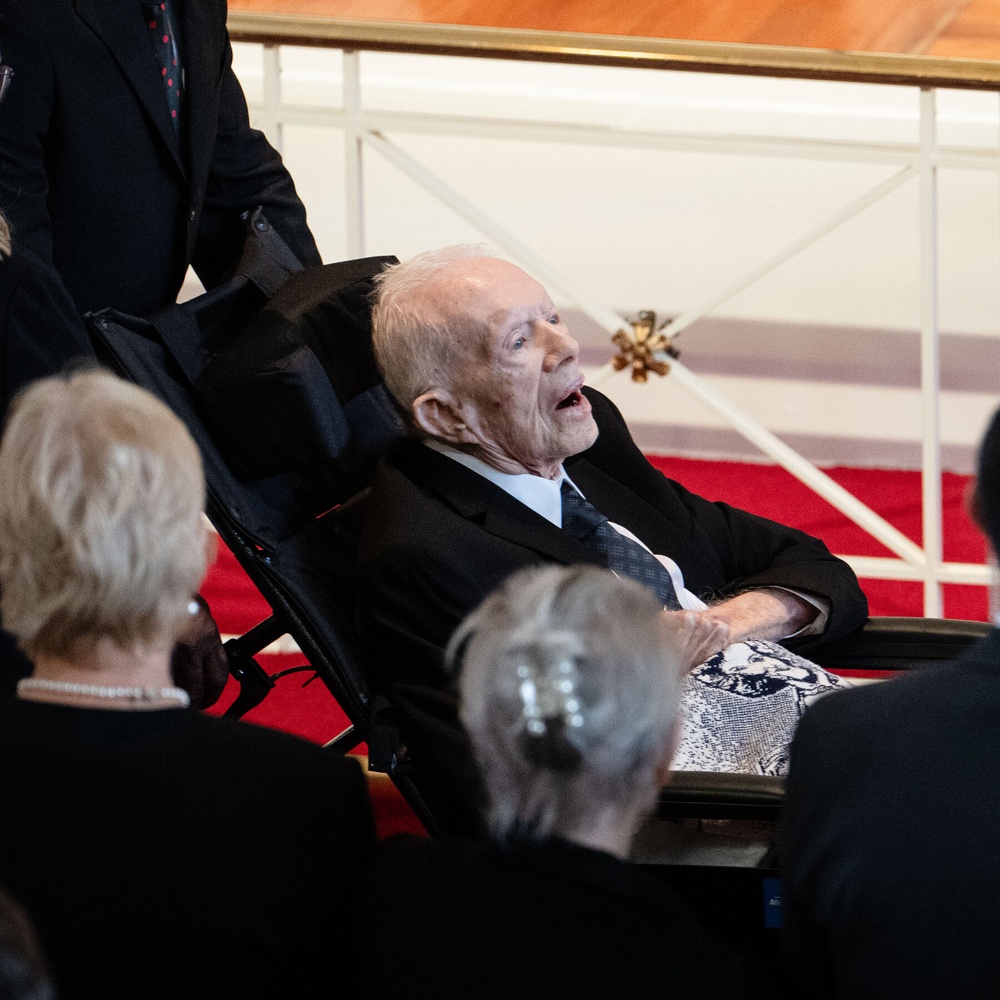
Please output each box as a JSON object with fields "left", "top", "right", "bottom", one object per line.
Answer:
{"left": 229, "top": 43, "right": 1000, "bottom": 471}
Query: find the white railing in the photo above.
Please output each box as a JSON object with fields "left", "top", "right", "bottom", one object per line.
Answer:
{"left": 230, "top": 18, "right": 1000, "bottom": 616}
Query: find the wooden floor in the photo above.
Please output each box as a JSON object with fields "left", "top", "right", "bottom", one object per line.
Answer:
{"left": 229, "top": 0, "right": 1000, "bottom": 60}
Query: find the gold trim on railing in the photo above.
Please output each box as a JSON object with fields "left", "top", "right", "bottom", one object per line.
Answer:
{"left": 227, "top": 13, "right": 1000, "bottom": 89}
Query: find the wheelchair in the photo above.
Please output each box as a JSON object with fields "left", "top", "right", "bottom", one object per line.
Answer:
{"left": 86, "top": 210, "right": 991, "bottom": 965}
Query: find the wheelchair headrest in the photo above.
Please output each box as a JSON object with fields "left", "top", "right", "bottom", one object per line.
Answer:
{"left": 194, "top": 256, "right": 403, "bottom": 491}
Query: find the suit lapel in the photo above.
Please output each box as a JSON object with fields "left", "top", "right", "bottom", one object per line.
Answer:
{"left": 75, "top": 0, "right": 185, "bottom": 175}
{"left": 179, "top": 0, "right": 219, "bottom": 195}
{"left": 393, "top": 440, "right": 728, "bottom": 593}
{"left": 569, "top": 457, "right": 726, "bottom": 592}
{"left": 477, "top": 496, "right": 606, "bottom": 569}
{"left": 397, "top": 444, "right": 606, "bottom": 570}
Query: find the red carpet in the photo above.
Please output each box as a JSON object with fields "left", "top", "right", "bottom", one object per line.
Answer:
{"left": 201, "top": 457, "right": 989, "bottom": 835}
{"left": 647, "top": 458, "right": 988, "bottom": 622}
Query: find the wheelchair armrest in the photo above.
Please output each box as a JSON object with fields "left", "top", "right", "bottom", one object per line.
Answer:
{"left": 794, "top": 616, "right": 991, "bottom": 673}
{"left": 656, "top": 772, "right": 785, "bottom": 822}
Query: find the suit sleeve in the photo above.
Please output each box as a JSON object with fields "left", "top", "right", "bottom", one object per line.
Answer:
{"left": 0, "top": 248, "right": 93, "bottom": 418}
{"left": 670, "top": 472, "right": 866, "bottom": 639}
{"left": 780, "top": 702, "right": 845, "bottom": 1000}
{"left": 191, "top": 27, "right": 322, "bottom": 286}
{"left": 577, "top": 388, "right": 868, "bottom": 642}
{"left": 357, "top": 536, "right": 492, "bottom": 837}
{"left": 0, "top": 2, "right": 96, "bottom": 406}
{"left": 0, "top": 0, "right": 56, "bottom": 263}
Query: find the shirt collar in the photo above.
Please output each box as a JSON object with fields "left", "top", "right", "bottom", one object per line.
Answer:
{"left": 423, "top": 439, "right": 578, "bottom": 527}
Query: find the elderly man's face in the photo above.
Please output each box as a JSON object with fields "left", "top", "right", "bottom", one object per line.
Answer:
{"left": 420, "top": 258, "right": 599, "bottom": 479}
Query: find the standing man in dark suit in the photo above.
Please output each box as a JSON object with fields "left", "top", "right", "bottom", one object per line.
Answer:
{"left": 781, "top": 407, "right": 1000, "bottom": 999}
{"left": 356, "top": 246, "right": 867, "bottom": 833}
{"left": 0, "top": 0, "right": 321, "bottom": 692}
{"left": 0, "top": 0, "right": 320, "bottom": 413}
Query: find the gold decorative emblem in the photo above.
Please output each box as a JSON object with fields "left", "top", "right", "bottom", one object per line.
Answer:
{"left": 610, "top": 310, "right": 678, "bottom": 382}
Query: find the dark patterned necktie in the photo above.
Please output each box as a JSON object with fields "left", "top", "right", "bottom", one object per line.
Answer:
{"left": 141, "top": 0, "right": 183, "bottom": 131}
{"left": 560, "top": 481, "right": 681, "bottom": 610}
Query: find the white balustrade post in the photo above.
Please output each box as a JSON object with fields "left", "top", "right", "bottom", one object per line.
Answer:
{"left": 261, "top": 44, "right": 282, "bottom": 152}
{"left": 919, "top": 87, "right": 944, "bottom": 618}
{"left": 343, "top": 50, "right": 366, "bottom": 258}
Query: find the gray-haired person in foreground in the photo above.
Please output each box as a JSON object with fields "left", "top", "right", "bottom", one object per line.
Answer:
{"left": 0, "top": 369, "right": 374, "bottom": 1000}
{"left": 361, "top": 564, "right": 764, "bottom": 1000}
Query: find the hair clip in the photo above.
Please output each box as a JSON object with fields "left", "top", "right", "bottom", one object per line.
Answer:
{"left": 517, "top": 658, "right": 584, "bottom": 736}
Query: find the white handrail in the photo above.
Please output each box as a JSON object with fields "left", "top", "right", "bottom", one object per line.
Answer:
{"left": 919, "top": 88, "right": 944, "bottom": 617}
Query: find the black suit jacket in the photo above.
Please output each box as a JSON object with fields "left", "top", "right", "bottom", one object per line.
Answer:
{"left": 357, "top": 388, "right": 867, "bottom": 833}
{"left": 0, "top": 0, "right": 321, "bottom": 413}
{"left": 782, "top": 628, "right": 1000, "bottom": 999}
{"left": 0, "top": 700, "right": 374, "bottom": 1000}
{"left": 362, "top": 833, "right": 765, "bottom": 1000}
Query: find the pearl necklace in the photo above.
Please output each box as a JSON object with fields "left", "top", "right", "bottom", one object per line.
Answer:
{"left": 16, "top": 678, "right": 190, "bottom": 707}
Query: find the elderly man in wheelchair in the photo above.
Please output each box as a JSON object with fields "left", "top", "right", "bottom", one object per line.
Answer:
{"left": 86, "top": 225, "right": 987, "bottom": 842}
{"left": 354, "top": 245, "right": 869, "bottom": 835}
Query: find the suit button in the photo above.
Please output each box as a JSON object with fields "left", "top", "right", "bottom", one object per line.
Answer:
{"left": 188, "top": 207, "right": 196, "bottom": 222}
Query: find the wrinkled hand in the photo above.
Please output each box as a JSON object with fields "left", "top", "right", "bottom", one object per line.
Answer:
{"left": 662, "top": 609, "right": 730, "bottom": 671}
{"left": 170, "top": 596, "right": 230, "bottom": 710}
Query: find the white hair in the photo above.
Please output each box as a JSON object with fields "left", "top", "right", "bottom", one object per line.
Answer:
{"left": 0, "top": 369, "right": 207, "bottom": 658}
{"left": 370, "top": 244, "right": 495, "bottom": 432}
{"left": 451, "top": 564, "right": 683, "bottom": 843}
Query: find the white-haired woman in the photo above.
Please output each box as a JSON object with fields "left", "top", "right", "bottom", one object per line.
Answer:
{"left": 363, "top": 564, "right": 763, "bottom": 1000}
{"left": 0, "top": 369, "right": 374, "bottom": 1000}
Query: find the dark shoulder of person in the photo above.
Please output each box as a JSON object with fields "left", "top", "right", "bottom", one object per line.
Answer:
{"left": 171, "top": 709, "right": 373, "bottom": 808}
{"left": 361, "top": 833, "right": 766, "bottom": 1000}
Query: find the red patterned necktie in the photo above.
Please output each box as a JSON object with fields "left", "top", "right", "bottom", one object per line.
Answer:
{"left": 141, "top": 0, "right": 183, "bottom": 130}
